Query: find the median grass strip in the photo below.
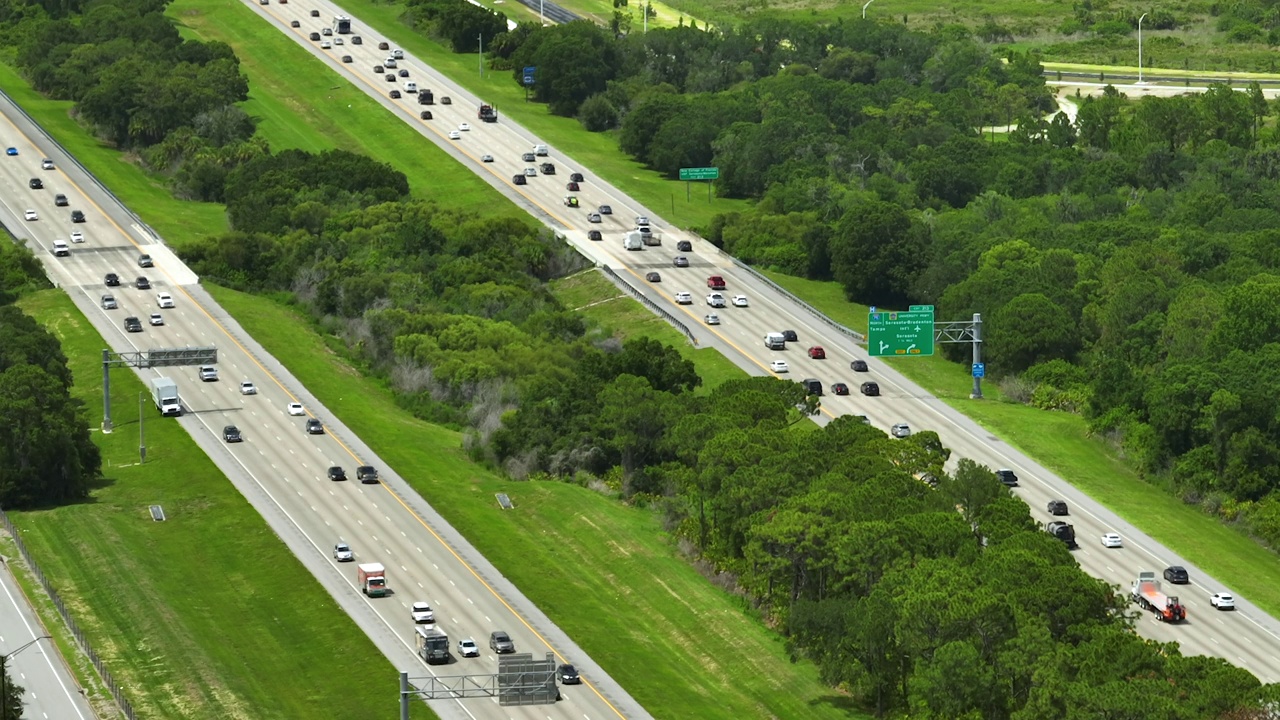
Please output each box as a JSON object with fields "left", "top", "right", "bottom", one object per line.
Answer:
{"left": 550, "top": 269, "right": 749, "bottom": 392}
{"left": 757, "top": 270, "right": 1280, "bottom": 623}
{"left": 206, "top": 283, "right": 866, "bottom": 720}
{"left": 167, "top": 0, "right": 750, "bottom": 230}
{"left": 14, "top": 289, "right": 435, "bottom": 720}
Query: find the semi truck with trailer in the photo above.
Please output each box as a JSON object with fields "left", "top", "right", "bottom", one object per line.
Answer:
{"left": 416, "top": 626, "right": 449, "bottom": 664}
{"left": 149, "top": 377, "right": 181, "bottom": 416}
{"left": 1130, "top": 571, "right": 1187, "bottom": 622}
{"left": 358, "top": 563, "right": 387, "bottom": 597}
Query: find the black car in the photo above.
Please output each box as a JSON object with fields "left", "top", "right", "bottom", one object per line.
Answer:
{"left": 587, "top": 230, "right": 602, "bottom": 241}
{"left": 995, "top": 469, "right": 1019, "bottom": 487}
{"left": 290, "top": 19, "right": 300, "bottom": 27}
{"left": 513, "top": 174, "right": 527, "bottom": 186}
{"left": 539, "top": 162, "right": 556, "bottom": 175}
{"left": 1163, "top": 566, "right": 1189, "bottom": 584}
{"left": 1047, "top": 499, "right": 1069, "bottom": 516}
{"left": 309, "top": 31, "right": 321, "bottom": 40}
{"left": 123, "top": 316, "right": 142, "bottom": 333}
{"left": 309, "top": 8, "right": 319, "bottom": 15}
{"left": 557, "top": 664, "right": 581, "bottom": 685}
{"left": 135, "top": 276, "right": 151, "bottom": 290}
{"left": 569, "top": 172, "right": 584, "bottom": 183}
{"left": 385, "top": 73, "right": 395, "bottom": 82}
{"left": 420, "top": 111, "right": 433, "bottom": 120}
{"left": 398, "top": 69, "right": 409, "bottom": 78}
{"left": 328, "top": 466, "right": 348, "bottom": 482}
{"left": 566, "top": 181, "right": 580, "bottom": 191}
{"left": 645, "top": 272, "right": 661, "bottom": 282}
{"left": 832, "top": 382, "right": 849, "bottom": 396}
{"left": 860, "top": 381, "right": 880, "bottom": 397}
{"left": 341, "top": 55, "right": 352, "bottom": 63}
{"left": 374, "top": 64, "right": 384, "bottom": 72}
{"left": 54, "top": 193, "right": 69, "bottom": 207}
{"left": 306, "top": 419, "right": 324, "bottom": 434}
{"left": 357, "top": 465, "right": 379, "bottom": 483}
{"left": 104, "top": 273, "right": 120, "bottom": 287}
{"left": 782, "top": 330, "right": 798, "bottom": 342}
{"left": 28, "top": 178, "right": 42, "bottom": 189}
{"left": 673, "top": 256, "right": 689, "bottom": 267}
{"left": 138, "top": 254, "right": 153, "bottom": 268}
{"left": 351, "top": 35, "right": 362, "bottom": 44}
{"left": 676, "top": 240, "right": 692, "bottom": 252}
{"left": 851, "top": 359, "right": 869, "bottom": 372}
{"left": 71, "top": 209, "right": 85, "bottom": 222}
{"left": 440, "top": 96, "right": 451, "bottom": 105}
{"left": 223, "top": 425, "right": 243, "bottom": 443}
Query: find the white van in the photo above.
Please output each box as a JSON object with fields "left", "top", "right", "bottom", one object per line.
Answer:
{"left": 764, "top": 332, "right": 786, "bottom": 350}
{"left": 404, "top": 81, "right": 418, "bottom": 94}
{"left": 533, "top": 144, "right": 549, "bottom": 156}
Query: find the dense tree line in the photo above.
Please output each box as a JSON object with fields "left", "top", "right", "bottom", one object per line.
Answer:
{"left": 402, "top": 0, "right": 508, "bottom": 53}
{"left": 0, "top": 241, "right": 99, "bottom": 508}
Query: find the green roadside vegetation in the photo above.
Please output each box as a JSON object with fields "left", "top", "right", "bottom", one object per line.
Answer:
{"left": 166, "top": 0, "right": 749, "bottom": 231}
{"left": 1041, "top": 60, "right": 1280, "bottom": 80}
{"left": 206, "top": 283, "right": 865, "bottom": 720}
{"left": 757, "top": 270, "right": 1280, "bottom": 622}
{"left": 14, "top": 289, "right": 434, "bottom": 720}
{"left": 550, "top": 270, "right": 749, "bottom": 391}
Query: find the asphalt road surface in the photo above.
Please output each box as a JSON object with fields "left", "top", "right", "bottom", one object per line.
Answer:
{"left": 0, "top": 562, "right": 96, "bottom": 720}
{"left": 0, "top": 96, "right": 650, "bottom": 720}
{"left": 242, "top": 0, "right": 1280, "bottom": 683}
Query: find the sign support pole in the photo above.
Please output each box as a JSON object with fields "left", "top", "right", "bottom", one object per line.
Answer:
{"left": 970, "top": 313, "right": 983, "bottom": 399}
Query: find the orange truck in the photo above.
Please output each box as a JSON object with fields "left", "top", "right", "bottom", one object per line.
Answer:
{"left": 1130, "top": 571, "right": 1186, "bottom": 622}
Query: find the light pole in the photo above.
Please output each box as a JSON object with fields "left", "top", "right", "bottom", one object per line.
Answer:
{"left": 138, "top": 391, "right": 146, "bottom": 462}
{"left": 539, "top": 0, "right": 544, "bottom": 26}
{"left": 1, "top": 636, "right": 50, "bottom": 719}
{"left": 1137, "top": 13, "right": 1148, "bottom": 83}
{"left": 478, "top": 33, "right": 483, "bottom": 78}
{"left": 862, "top": 0, "right": 874, "bottom": 18}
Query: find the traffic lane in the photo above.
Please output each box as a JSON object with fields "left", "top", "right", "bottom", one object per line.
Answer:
{"left": 0, "top": 565, "right": 94, "bottom": 720}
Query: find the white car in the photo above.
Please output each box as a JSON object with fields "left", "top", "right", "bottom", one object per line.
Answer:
{"left": 769, "top": 360, "right": 788, "bottom": 373}
{"left": 731, "top": 295, "right": 748, "bottom": 307}
{"left": 199, "top": 365, "right": 218, "bottom": 382}
{"left": 333, "top": 37, "right": 344, "bottom": 45}
{"left": 448, "top": 130, "right": 461, "bottom": 140}
{"left": 148, "top": 312, "right": 164, "bottom": 326}
{"left": 52, "top": 239, "right": 69, "bottom": 257}
{"left": 706, "top": 293, "right": 725, "bottom": 308}
{"left": 333, "top": 542, "right": 353, "bottom": 562}
{"left": 481, "top": 154, "right": 494, "bottom": 162}
{"left": 24, "top": 209, "right": 37, "bottom": 221}
{"left": 70, "top": 231, "right": 85, "bottom": 243}
{"left": 457, "top": 638, "right": 480, "bottom": 657}
{"left": 1210, "top": 592, "right": 1235, "bottom": 610}
{"left": 287, "top": 402, "right": 305, "bottom": 416}
{"left": 41, "top": 158, "right": 54, "bottom": 170}
{"left": 890, "top": 423, "right": 912, "bottom": 438}
{"left": 156, "top": 292, "right": 174, "bottom": 308}
{"left": 239, "top": 381, "right": 258, "bottom": 395}
{"left": 704, "top": 313, "right": 720, "bottom": 325}
{"left": 674, "top": 292, "right": 692, "bottom": 305}
{"left": 320, "top": 40, "right": 331, "bottom": 49}
{"left": 411, "top": 602, "right": 435, "bottom": 624}
{"left": 459, "top": 122, "right": 471, "bottom": 131}
{"left": 1101, "top": 533, "right": 1123, "bottom": 548}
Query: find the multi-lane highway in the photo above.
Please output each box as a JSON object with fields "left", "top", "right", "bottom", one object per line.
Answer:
{"left": 237, "top": 0, "right": 1280, "bottom": 683}
{"left": 0, "top": 98, "right": 650, "bottom": 720}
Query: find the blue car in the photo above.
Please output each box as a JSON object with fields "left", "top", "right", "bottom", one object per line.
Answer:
{"left": 4, "top": 147, "right": 17, "bottom": 156}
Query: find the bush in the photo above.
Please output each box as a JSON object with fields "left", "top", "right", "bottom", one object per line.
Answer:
{"left": 1092, "top": 20, "right": 1132, "bottom": 36}
{"left": 577, "top": 94, "right": 618, "bottom": 132}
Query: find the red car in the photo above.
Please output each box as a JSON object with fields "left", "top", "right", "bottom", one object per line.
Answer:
{"left": 566, "top": 181, "right": 580, "bottom": 191}
{"left": 808, "top": 346, "right": 826, "bottom": 359}
{"left": 707, "top": 275, "right": 726, "bottom": 290}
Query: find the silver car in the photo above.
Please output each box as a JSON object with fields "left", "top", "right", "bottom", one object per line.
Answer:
{"left": 890, "top": 423, "right": 911, "bottom": 438}
{"left": 333, "top": 542, "right": 354, "bottom": 562}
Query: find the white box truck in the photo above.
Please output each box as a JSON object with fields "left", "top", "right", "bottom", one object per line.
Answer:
{"left": 149, "top": 377, "right": 181, "bottom": 416}
{"left": 623, "top": 231, "right": 644, "bottom": 251}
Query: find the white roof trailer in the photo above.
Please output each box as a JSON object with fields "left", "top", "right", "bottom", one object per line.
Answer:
{"left": 333, "top": 15, "right": 351, "bottom": 33}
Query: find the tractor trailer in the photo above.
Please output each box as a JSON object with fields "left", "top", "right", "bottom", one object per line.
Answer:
{"left": 1130, "top": 571, "right": 1187, "bottom": 622}
{"left": 149, "top": 377, "right": 181, "bottom": 416}
{"left": 358, "top": 563, "right": 387, "bottom": 597}
{"left": 416, "top": 626, "right": 449, "bottom": 664}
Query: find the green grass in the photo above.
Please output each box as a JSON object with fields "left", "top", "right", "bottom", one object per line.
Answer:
{"left": 551, "top": 269, "right": 749, "bottom": 391}
{"left": 757, "top": 270, "right": 1280, "bottom": 622}
{"left": 205, "top": 282, "right": 866, "bottom": 720}
{"left": 169, "top": 0, "right": 520, "bottom": 224}
{"left": 13, "top": 289, "right": 434, "bottom": 720}
{"left": 176, "top": 0, "right": 750, "bottom": 230}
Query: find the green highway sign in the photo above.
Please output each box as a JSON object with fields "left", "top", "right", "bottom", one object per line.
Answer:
{"left": 868, "top": 309, "right": 935, "bottom": 357}
{"left": 679, "top": 167, "right": 720, "bottom": 181}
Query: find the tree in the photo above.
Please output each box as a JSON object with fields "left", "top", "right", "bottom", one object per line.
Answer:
{"left": 829, "top": 199, "right": 924, "bottom": 306}
{"left": 0, "top": 657, "right": 24, "bottom": 720}
{"left": 0, "top": 364, "right": 99, "bottom": 508}
{"left": 988, "top": 293, "right": 1079, "bottom": 374}
{"left": 576, "top": 93, "right": 618, "bottom": 132}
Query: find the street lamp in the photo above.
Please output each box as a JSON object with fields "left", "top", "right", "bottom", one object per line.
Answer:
{"left": 1, "top": 636, "right": 50, "bottom": 719}
{"left": 1137, "top": 13, "right": 1148, "bottom": 83}
{"left": 539, "top": 0, "right": 544, "bottom": 26}
{"left": 862, "top": 0, "right": 874, "bottom": 18}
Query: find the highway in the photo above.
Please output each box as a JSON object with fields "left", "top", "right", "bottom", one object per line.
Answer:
{"left": 0, "top": 98, "right": 649, "bottom": 720}
{"left": 0, "top": 563, "right": 96, "bottom": 720}
{"left": 242, "top": 0, "right": 1280, "bottom": 683}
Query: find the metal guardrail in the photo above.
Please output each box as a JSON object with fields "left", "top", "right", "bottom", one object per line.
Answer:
{"left": 0, "top": 88, "right": 161, "bottom": 243}
{"left": 599, "top": 265, "right": 698, "bottom": 346}
{"left": 0, "top": 510, "right": 134, "bottom": 719}
{"left": 722, "top": 255, "right": 867, "bottom": 344}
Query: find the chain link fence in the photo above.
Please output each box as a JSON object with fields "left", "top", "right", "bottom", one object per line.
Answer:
{"left": 0, "top": 511, "right": 135, "bottom": 720}
{"left": 599, "top": 265, "right": 698, "bottom": 346}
